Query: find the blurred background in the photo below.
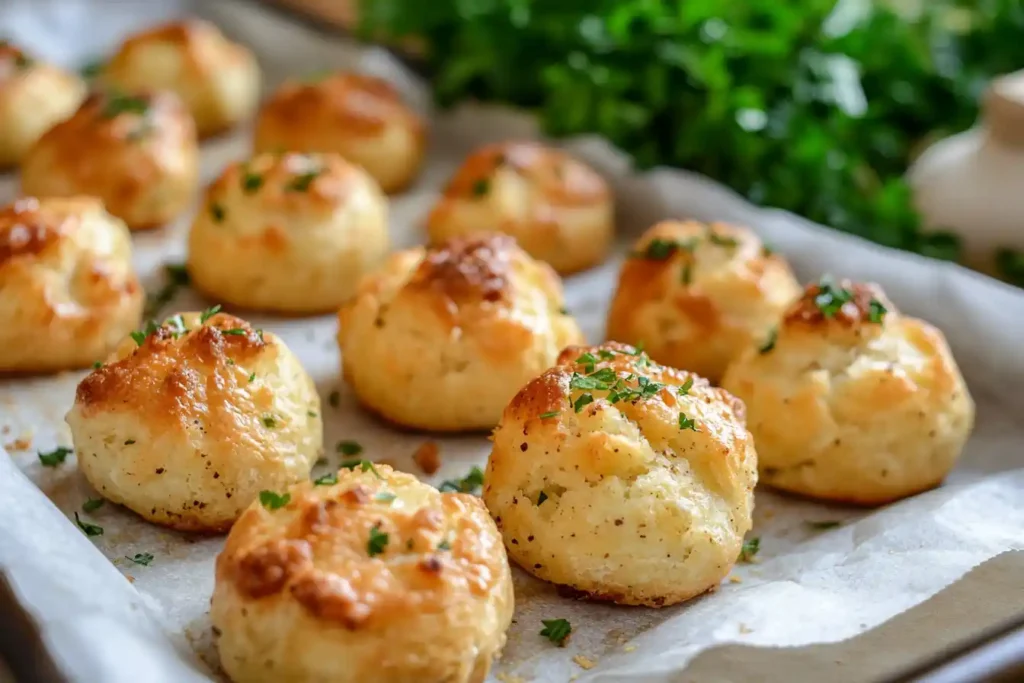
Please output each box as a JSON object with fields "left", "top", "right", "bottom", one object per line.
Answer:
{"left": 278, "top": 0, "right": 1024, "bottom": 286}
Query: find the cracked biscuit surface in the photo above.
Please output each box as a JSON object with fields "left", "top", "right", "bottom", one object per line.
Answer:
{"left": 484, "top": 342, "right": 757, "bottom": 607}
{"left": 722, "top": 279, "right": 975, "bottom": 504}
{"left": 211, "top": 464, "right": 513, "bottom": 683}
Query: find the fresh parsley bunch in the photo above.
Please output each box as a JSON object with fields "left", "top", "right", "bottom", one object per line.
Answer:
{"left": 359, "top": 0, "right": 1024, "bottom": 278}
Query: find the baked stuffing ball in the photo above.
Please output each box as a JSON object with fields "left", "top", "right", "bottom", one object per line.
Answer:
{"left": 211, "top": 464, "right": 513, "bottom": 683}
{"left": 66, "top": 311, "right": 322, "bottom": 532}
{"left": 188, "top": 152, "right": 389, "bottom": 314}
{"left": 722, "top": 278, "right": 975, "bottom": 505}
{"left": 427, "top": 142, "right": 614, "bottom": 274}
{"left": 101, "top": 19, "right": 260, "bottom": 137}
{"left": 484, "top": 342, "right": 757, "bottom": 607}
{"left": 606, "top": 220, "right": 801, "bottom": 383}
{"left": 337, "top": 234, "right": 585, "bottom": 432}
{"left": 0, "top": 41, "right": 86, "bottom": 168}
{"left": 254, "top": 72, "right": 425, "bottom": 193}
{"left": 0, "top": 197, "right": 142, "bottom": 373}
{"left": 20, "top": 90, "right": 199, "bottom": 230}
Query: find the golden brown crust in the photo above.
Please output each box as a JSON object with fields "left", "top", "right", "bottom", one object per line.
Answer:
{"left": 114, "top": 19, "right": 249, "bottom": 74}
{"left": 722, "top": 282, "right": 975, "bottom": 505}
{"left": 211, "top": 466, "right": 513, "bottom": 683}
{"left": 606, "top": 220, "right": 801, "bottom": 383}
{"left": 208, "top": 152, "right": 366, "bottom": 211}
{"left": 253, "top": 72, "right": 425, "bottom": 193}
{"left": 0, "top": 196, "right": 142, "bottom": 372}
{"left": 485, "top": 341, "right": 757, "bottom": 607}
{"left": 426, "top": 142, "right": 614, "bottom": 273}
{"left": 337, "top": 236, "right": 584, "bottom": 431}
{"left": 20, "top": 90, "right": 198, "bottom": 229}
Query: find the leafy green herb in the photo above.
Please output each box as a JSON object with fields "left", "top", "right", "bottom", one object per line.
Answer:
{"left": 125, "top": 552, "right": 154, "bottom": 566}
{"left": 759, "top": 328, "right": 778, "bottom": 354}
{"left": 286, "top": 170, "right": 321, "bottom": 192}
{"left": 143, "top": 263, "right": 190, "bottom": 320}
{"left": 539, "top": 411, "right": 560, "bottom": 419}
{"left": 806, "top": 520, "right": 842, "bottom": 530}
{"left": 101, "top": 92, "right": 148, "bottom": 119}
{"left": 337, "top": 440, "right": 363, "bottom": 456}
{"left": 867, "top": 298, "right": 888, "bottom": 324}
{"left": 82, "top": 498, "right": 105, "bottom": 513}
{"left": 92, "top": 361, "right": 103, "bottom": 369}
{"left": 439, "top": 467, "right": 485, "bottom": 494}
{"left": 220, "top": 328, "right": 247, "bottom": 336}
{"left": 471, "top": 178, "right": 490, "bottom": 197}
{"left": 248, "top": 372, "right": 256, "bottom": 383}
{"left": 813, "top": 278, "right": 854, "bottom": 318}
{"left": 539, "top": 618, "right": 572, "bottom": 647}
{"left": 361, "top": 460, "right": 382, "bottom": 479}
{"left": 242, "top": 171, "right": 264, "bottom": 194}
{"left": 678, "top": 413, "right": 699, "bottom": 432}
{"left": 678, "top": 377, "right": 694, "bottom": 395}
{"left": 559, "top": 306, "right": 570, "bottom": 315}
{"left": 259, "top": 490, "right": 290, "bottom": 510}
{"left": 261, "top": 415, "right": 277, "bottom": 428}
{"left": 680, "top": 262, "right": 692, "bottom": 285}
{"left": 38, "top": 447, "right": 72, "bottom": 468}
{"left": 572, "top": 394, "right": 594, "bottom": 412}
{"left": 74, "top": 512, "right": 103, "bottom": 537}
{"left": 708, "top": 232, "right": 739, "bottom": 248}
{"left": 367, "top": 526, "right": 389, "bottom": 557}
{"left": 210, "top": 203, "right": 226, "bottom": 222}
{"left": 633, "top": 238, "right": 694, "bottom": 261}
{"left": 375, "top": 491, "right": 397, "bottom": 503}
{"left": 199, "top": 305, "right": 222, "bottom": 324}
{"left": 328, "top": 390, "right": 340, "bottom": 408}
{"left": 307, "top": 410, "right": 318, "bottom": 418}
{"left": 739, "top": 537, "right": 760, "bottom": 563}
{"left": 314, "top": 472, "right": 338, "bottom": 486}
{"left": 436, "top": 538, "right": 451, "bottom": 551}
{"left": 80, "top": 60, "right": 104, "bottom": 78}
{"left": 537, "top": 491, "right": 548, "bottom": 505}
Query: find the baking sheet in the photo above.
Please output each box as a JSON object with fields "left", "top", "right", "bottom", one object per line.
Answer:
{"left": 2, "top": 1, "right": 1024, "bottom": 681}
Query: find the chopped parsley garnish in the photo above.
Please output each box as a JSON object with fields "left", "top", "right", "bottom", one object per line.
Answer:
{"left": 92, "top": 361, "right": 103, "bottom": 369}
{"left": 210, "top": 203, "right": 226, "bottom": 222}
{"left": 248, "top": 372, "right": 256, "bottom": 383}
{"left": 199, "top": 305, "right": 222, "bottom": 324}
{"left": 130, "top": 320, "right": 159, "bottom": 346}
{"left": 221, "top": 328, "right": 247, "bottom": 336}
{"left": 436, "top": 538, "right": 452, "bottom": 551}
{"left": 143, "top": 263, "right": 190, "bottom": 320}
{"left": 337, "top": 440, "right": 363, "bottom": 456}
{"left": 572, "top": 394, "right": 594, "bottom": 412}
{"left": 540, "top": 618, "right": 572, "bottom": 646}
{"left": 307, "top": 410, "right": 318, "bottom": 418}
{"left": 559, "top": 306, "right": 570, "bottom": 315}
{"left": 708, "top": 232, "right": 739, "bottom": 247}
{"left": 328, "top": 390, "right": 340, "bottom": 408}
{"left": 259, "top": 490, "right": 290, "bottom": 510}
{"left": 439, "top": 467, "right": 485, "bottom": 494}
{"left": 375, "top": 491, "right": 397, "bottom": 503}
{"left": 632, "top": 237, "right": 695, "bottom": 260}
{"left": 101, "top": 92, "right": 149, "bottom": 119}
{"left": 813, "top": 277, "right": 854, "bottom": 318}
{"left": 38, "top": 447, "right": 72, "bottom": 467}
{"left": 471, "top": 178, "right": 490, "bottom": 197}
{"left": 313, "top": 472, "right": 338, "bottom": 486}
{"left": 74, "top": 512, "right": 103, "bottom": 537}
{"left": 261, "top": 415, "right": 277, "bottom": 428}
{"left": 242, "top": 171, "right": 264, "bottom": 194}
{"left": 125, "top": 552, "right": 154, "bottom": 566}
{"left": 680, "top": 262, "right": 693, "bottom": 284}
{"left": 80, "top": 60, "right": 104, "bottom": 78}
{"left": 678, "top": 413, "right": 699, "bottom": 431}
{"left": 339, "top": 460, "right": 383, "bottom": 479}
{"left": 759, "top": 327, "right": 778, "bottom": 354}
{"left": 537, "top": 491, "right": 548, "bottom": 505}
{"left": 82, "top": 498, "right": 105, "bottom": 513}
{"left": 679, "top": 377, "right": 694, "bottom": 395}
{"left": 738, "top": 537, "right": 760, "bottom": 562}
{"left": 367, "top": 526, "right": 389, "bottom": 557}
{"left": 806, "top": 520, "right": 842, "bottom": 530}
{"left": 867, "top": 298, "right": 888, "bottom": 324}
{"left": 539, "top": 411, "right": 560, "bottom": 419}
{"left": 286, "top": 170, "right": 321, "bottom": 192}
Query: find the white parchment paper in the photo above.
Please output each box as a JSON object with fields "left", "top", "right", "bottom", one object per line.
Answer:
{"left": 1, "top": 1, "right": 1023, "bottom": 681}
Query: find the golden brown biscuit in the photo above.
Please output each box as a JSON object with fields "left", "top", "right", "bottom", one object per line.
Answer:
{"left": 65, "top": 311, "right": 322, "bottom": 532}
{"left": 0, "top": 197, "right": 142, "bottom": 373}
{"left": 211, "top": 464, "right": 514, "bottom": 683}
{"left": 722, "top": 278, "right": 975, "bottom": 505}
{"left": 337, "top": 234, "right": 585, "bottom": 431}
{"left": 101, "top": 19, "right": 260, "bottom": 137}
{"left": 606, "top": 220, "right": 801, "bottom": 383}
{"left": 20, "top": 90, "right": 199, "bottom": 230}
{"left": 0, "top": 41, "right": 86, "bottom": 168}
{"left": 254, "top": 72, "right": 425, "bottom": 193}
{"left": 484, "top": 342, "right": 757, "bottom": 607}
{"left": 427, "top": 142, "right": 614, "bottom": 274}
{"left": 188, "top": 152, "right": 389, "bottom": 314}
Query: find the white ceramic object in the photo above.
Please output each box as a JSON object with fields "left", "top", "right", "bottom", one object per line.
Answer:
{"left": 909, "top": 70, "right": 1024, "bottom": 273}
